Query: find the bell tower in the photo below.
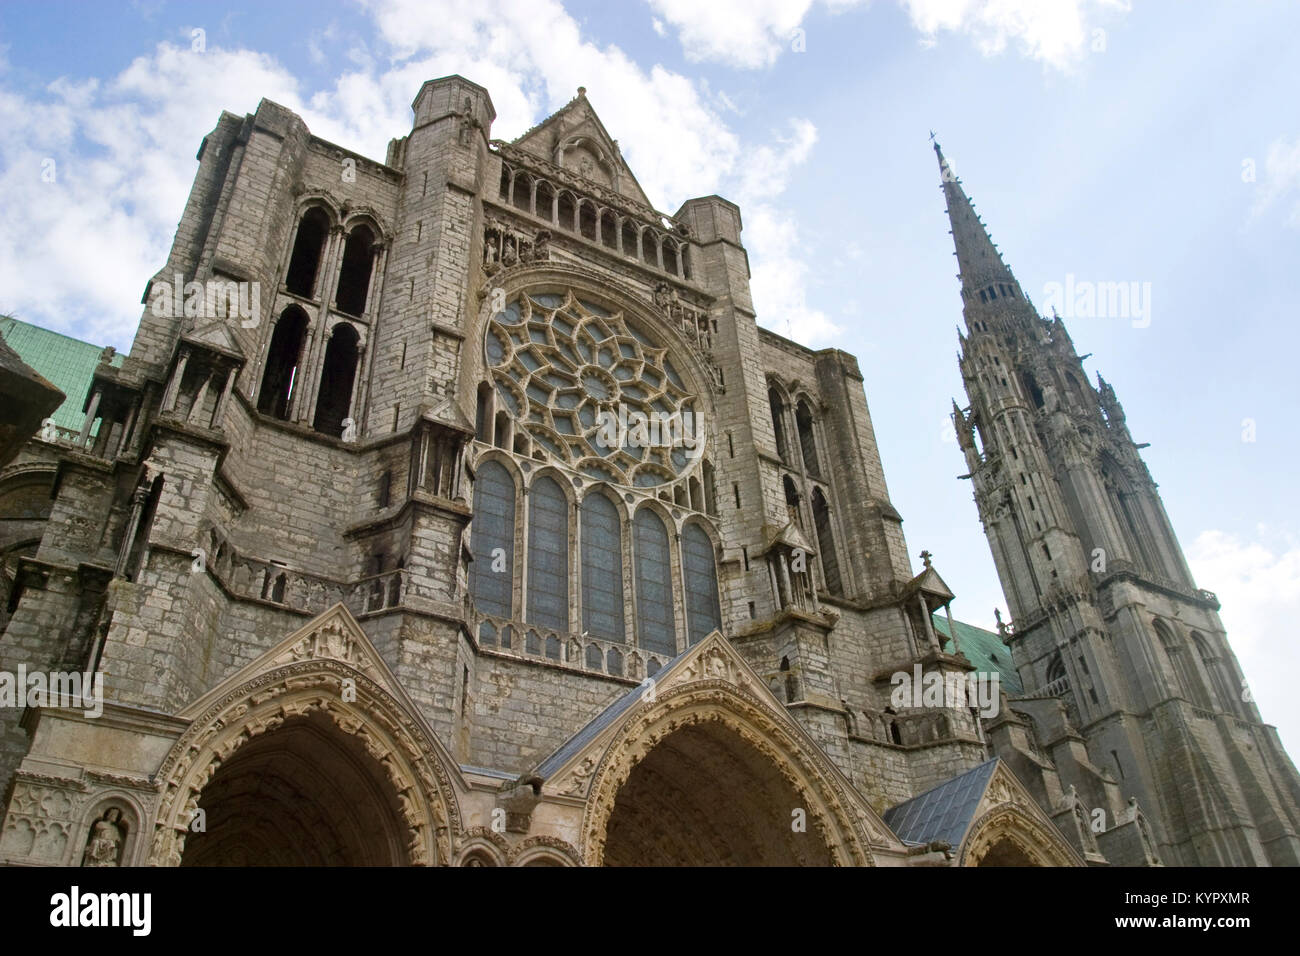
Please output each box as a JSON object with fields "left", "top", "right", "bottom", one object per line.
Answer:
{"left": 940, "top": 142, "right": 1300, "bottom": 865}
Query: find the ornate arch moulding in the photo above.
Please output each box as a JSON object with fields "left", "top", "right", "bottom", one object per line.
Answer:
{"left": 956, "top": 763, "right": 1085, "bottom": 867}
{"left": 530, "top": 630, "right": 905, "bottom": 867}
{"left": 147, "top": 603, "right": 467, "bottom": 866}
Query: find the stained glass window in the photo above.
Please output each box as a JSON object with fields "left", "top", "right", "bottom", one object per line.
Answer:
{"left": 527, "top": 476, "right": 569, "bottom": 631}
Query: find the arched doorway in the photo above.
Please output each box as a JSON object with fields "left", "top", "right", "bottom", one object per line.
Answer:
{"left": 976, "top": 837, "right": 1039, "bottom": 867}
{"left": 602, "top": 721, "right": 835, "bottom": 866}
{"left": 180, "top": 710, "right": 409, "bottom": 866}
{"left": 959, "top": 806, "right": 1080, "bottom": 867}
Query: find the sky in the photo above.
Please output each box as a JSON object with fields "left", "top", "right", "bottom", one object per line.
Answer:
{"left": 0, "top": 0, "right": 1297, "bottom": 755}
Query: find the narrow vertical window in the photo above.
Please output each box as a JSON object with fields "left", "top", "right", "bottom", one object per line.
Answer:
{"left": 285, "top": 208, "right": 329, "bottom": 298}
{"left": 634, "top": 509, "right": 675, "bottom": 655}
{"left": 769, "top": 387, "right": 790, "bottom": 463}
{"left": 682, "top": 523, "right": 721, "bottom": 645}
{"left": 812, "top": 488, "right": 843, "bottom": 596}
{"left": 257, "top": 306, "right": 308, "bottom": 420}
{"left": 581, "top": 493, "right": 624, "bottom": 642}
{"left": 335, "top": 225, "right": 375, "bottom": 316}
{"left": 796, "top": 399, "right": 821, "bottom": 478}
{"left": 469, "top": 461, "right": 514, "bottom": 619}
{"left": 526, "top": 476, "right": 569, "bottom": 632}
{"left": 313, "top": 324, "right": 360, "bottom": 437}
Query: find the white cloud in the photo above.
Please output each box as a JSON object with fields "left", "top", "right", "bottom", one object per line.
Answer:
{"left": 1187, "top": 525, "right": 1300, "bottom": 754}
{"left": 731, "top": 119, "right": 841, "bottom": 344}
{"left": 646, "top": 0, "right": 1130, "bottom": 71}
{"left": 0, "top": 44, "right": 306, "bottom": 346}
{"left": 900, "top": 0, "right": 1131, "bottom": 67}
{"left": 1249, "top": 135, "right": 1300, "bottom": 228}
{"left": 645, "top": 0, "right": 826, "bottom": 69}
{"left": 0, "top": 0, "right": 841, "bottom": 351}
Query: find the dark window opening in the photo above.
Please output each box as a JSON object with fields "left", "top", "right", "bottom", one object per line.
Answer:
{"left": 663, "top": 240, "right": 679, "bottom": 275}
{"left": 335, "top": 225, "right": 375, "bottom": 316}
{"left": 535, "top": 181, "right": 555, "bottom": 222}
{"left": 769, "top": 387, "right": 790, "bottom": 463}
{"left": 285, "top": 207, "right": 329, "bottom": 298}
{"left": 796, "top": 400, "right": 821, "bottom": 478}
{"left": 578, "top": 201, "right": 597, "bottom": 242}
{"left": 475, "top": 383, "right": 492, "bottom": 443}
{"left": 812, "top": 487, "right": 843, "bottom": 596}
{"left": 600, "top": 210, "right": 618, "bottom": 250}
{"left": 313, "top": 323, "right": 360, "bottom": 437}
{"left": 512, "top": 173, "right": 531, "bottom": 213}
{"left": 257, "top": 306, "right": 309, "bottom": 420}
{"left": 557, "top": 192, "right": 576, "bottom": 231}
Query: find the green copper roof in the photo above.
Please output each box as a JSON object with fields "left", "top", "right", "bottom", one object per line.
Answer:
{"left": 0, "top": 316, "right": 123, "bottom": 434}
{"left": 932, "top": 613, "right": 1023, "bottom": 695}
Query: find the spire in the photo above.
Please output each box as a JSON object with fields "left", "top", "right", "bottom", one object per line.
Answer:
{"left": 934, "top": 140, "right": 1017, "bottom": 301}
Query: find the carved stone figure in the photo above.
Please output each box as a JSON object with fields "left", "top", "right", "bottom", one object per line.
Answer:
{"left": 82, "top": 808, "right": 125, "bottom": 867}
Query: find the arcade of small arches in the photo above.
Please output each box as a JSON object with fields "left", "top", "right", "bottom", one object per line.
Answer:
{"left": 253, "top": 203, "right": 388, "bottom": 438}
{"left": 498, "top": 160, "right": 691, "bottom": 280}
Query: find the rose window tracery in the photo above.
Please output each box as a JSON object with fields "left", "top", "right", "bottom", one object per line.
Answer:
{"left": 486, "top": 290, "right": 701, "bottom": 487}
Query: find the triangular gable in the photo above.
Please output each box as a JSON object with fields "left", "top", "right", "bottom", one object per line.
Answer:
{"left": 531, "top": 629, "right": 903, "bottom": 849}
{"left": 510, "top": 90, "right": 655, "bottom": 209}
{"left": 180, "top": 602, "right": 412, "bottom": 721}
{"left": 761, "top": 519, "right": 815, "bottom": 557}
{"left": 885, "top": 757, "right": 1083, "bottom": 864}
{"left": 181, "top": 318, "right": 244, "bottom": 360}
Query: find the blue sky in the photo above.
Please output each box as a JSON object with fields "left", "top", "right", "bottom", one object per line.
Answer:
{"left": 1, "top": 0, "right": 1298, "bottom": 754}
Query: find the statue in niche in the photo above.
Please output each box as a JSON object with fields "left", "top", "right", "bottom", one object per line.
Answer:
{"left": 82, "top": 808, "right": 126, "bottom": 866}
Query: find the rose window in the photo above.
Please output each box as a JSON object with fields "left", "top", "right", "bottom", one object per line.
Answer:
{"left": 485, "top": 290, "right": 701, "bottom": 487}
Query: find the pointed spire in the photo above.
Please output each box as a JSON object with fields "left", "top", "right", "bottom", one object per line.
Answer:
{"left": 935, "top": 139, "right": 1017, "bottom": 300}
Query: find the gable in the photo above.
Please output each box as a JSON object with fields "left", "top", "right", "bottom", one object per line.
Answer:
{"left": 509, "top": 89, "right": 655, "bottom": 209}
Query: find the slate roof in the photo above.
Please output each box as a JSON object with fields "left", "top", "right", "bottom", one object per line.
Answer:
{"left": 932, "top": 613, "right": 1023, "bottom": 695}
{"left": 883, "top": 757, "right": 999, "bottom": 847}
{"left": 534, "top": 646, "right": 689, "bottom": 780}
{"left": 0, "top": 316, "right": 123, "bottom": 433}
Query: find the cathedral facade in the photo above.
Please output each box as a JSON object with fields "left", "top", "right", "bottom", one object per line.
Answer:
{"left": 0, "top": 75, "right": 1293, "bottom": 866}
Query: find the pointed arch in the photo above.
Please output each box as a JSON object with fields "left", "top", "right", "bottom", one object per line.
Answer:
{"left": 578, "top": 677, "right": 878, "bottom": 866}
{"left": 149, "top": 632, "right": 462, "bottom": 867}
{"left": 285, "top": 206, "right": 331, "bottom": 298}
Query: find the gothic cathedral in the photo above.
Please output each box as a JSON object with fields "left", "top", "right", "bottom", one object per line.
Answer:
{"left": 0, "top": 77, "right": 1294, "bottom": 866}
